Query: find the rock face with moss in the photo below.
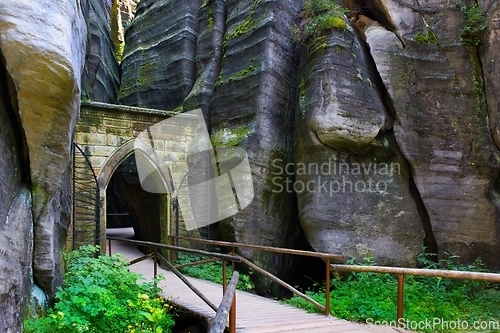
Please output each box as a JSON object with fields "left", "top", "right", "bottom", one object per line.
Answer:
{"left": 117, "top": 0, "right": 500, "bottom": 284}
{"left": 294, "top": 6, "right": 424, "bottom": 266}
{"left": 117, "top": 0, "right": 201, "bottom": 109}
{"left": 82, "top": 0, "right": 120, "bottom": 103}
{"left": 0, "top": 0, "right": 86, "bottom": 330}
{"left": 354, "top": 1, "right": 500, "bottom": 268}
{"left": 210, "top": 0, "right": 304, "bottom": 293}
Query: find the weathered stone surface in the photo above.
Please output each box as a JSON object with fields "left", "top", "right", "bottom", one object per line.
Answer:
{"left": 294, "top": 16, "right": 424, "bottom": 266}
{"left": 358, "top": 1, "right": 500, "bottom": 268}
{"left": 82, "top": 0, "right": 120, "bottom": 103}
{"left": 0, "top": 189, "right": 33, "bottom": 332}
{"left": 111, "top": 0, "right": 500, "bottom": 280}
{"left": 182, "top": 0, "right": 226, "bottom": 117}
{"left": 117, "top": 0, "right": 202, "bottom": 109}
{"left": 483, "top": 1, "right": 500, "bottom": 150}
{"left": 210, "top": 0, "right": 304, "bottom": 293}
{"left": 111, "top": 0, "right": 140, "bottom": 63}
{"left": 0, "top": 0, "right": 87, "bottom": 298}
{"left": 0, "top": 62, "right": 33, "bottom": 332}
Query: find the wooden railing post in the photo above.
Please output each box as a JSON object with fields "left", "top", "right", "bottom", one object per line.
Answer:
{"left": 231, "top": 247, "right": 236, "bottom": 272}
{"left": 169, "top": 236, "right": 176, "bottom": 262}
{"left": 397, "top": 274, "right": 404, "bottom": 324}
{"left": 222, "top": 260, "right": 227, "bottom": 294}
{"left": 229, "top": 292, "right": 236, "bottom": 333}
{"left": 153, "top": 248, "right": 158, "bottom": 278}
{"left": 230, "top": 248, "right": 236, "bottom": 333}
{"left": 325, "top": 258, "right": 330, "bottom": 316}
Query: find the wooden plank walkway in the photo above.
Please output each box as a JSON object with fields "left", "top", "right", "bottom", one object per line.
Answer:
{"left": 106, "top": 229, "right": 412, "bottom": 333}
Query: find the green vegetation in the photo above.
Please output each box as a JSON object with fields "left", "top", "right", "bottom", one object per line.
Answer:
{"left": 228, "top": 64, "right": 257, "bottom": 83}
{"left": 460, "top": 4, "right": 487, "bottom": 46}
{"left": 24, "top": 246, "right": 176, "bottom": 333}
{"left": 282, "top": 253, "right": 500, "bottom": 333}
{"left": 415, "top": 27, "right": 439, "bottom": 45}
{"left": 174, "top": 253, "right": 255, "bottom": 291}
{"left": 224, "top": 0, "right": 262, "bottom": 41}
{"left": 81, "top": 89, "right": 90, "bottom": 103}
{"left": 211, "top": 125, "right": 251, "bottom": 147}
{"left": 294, "top": 0, "right": 348, "bottom": 44}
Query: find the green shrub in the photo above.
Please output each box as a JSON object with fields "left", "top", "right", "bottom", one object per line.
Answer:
{"left": 414, "top": 27, "right": 439, "bottom": 45}
{"left": 460, "top": 4, "right": 487, "bottom": 46}
{"left": 303, "top": 0, "right": 348, "bottom": 36}
{"left": 24, "top": 245, "right": 175, "bottom": 333}
{"left": 174, "top": 253, "right": 255, "bottom": 291}
{"left": 282, "top": 253, "right": 500, "bottom": 332}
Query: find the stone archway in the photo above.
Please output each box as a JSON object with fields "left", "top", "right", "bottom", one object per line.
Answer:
{"left": 97, "top": 139, "right": 175, "bottom": 251}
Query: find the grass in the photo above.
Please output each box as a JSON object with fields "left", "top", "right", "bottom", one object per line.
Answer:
{"left": 282, "top": 253, "right": 500, "bottom": 332}
{"left": 174, "top": 253, "right": 255, "bottom": 291}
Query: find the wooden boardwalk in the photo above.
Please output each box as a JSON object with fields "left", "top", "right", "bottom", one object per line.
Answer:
{"left": 106, "top": 229, "right": 411, "bottom": 333}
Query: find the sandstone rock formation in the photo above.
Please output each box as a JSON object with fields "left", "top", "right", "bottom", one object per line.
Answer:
{"left": 0, "top": 0, "right": 87, "bottom": 330}
{"left": 115, "top": 0, "right": 500, "bottom": 289}
{"left": 0, "top": 62, "right": 33, "bottom": 332}
{"left": 209, "top": 0, "right": 305, "bottom": 293}
{"left": 82, "top": 0, "right": 120, "bottom": 103}
{"left": 117, "top": 0, "right": 201, "bottom": 109}
{"left": 294, "top": 15, "right": 424, "bottom": 266}
{"left": 354, "top": 0, "right": 500, "bottom": 268}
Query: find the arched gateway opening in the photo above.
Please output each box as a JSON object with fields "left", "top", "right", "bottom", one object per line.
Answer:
{"left": 97, "top": 140, "right": 174, "bottom": 253}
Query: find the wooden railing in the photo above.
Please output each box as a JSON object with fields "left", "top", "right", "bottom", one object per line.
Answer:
{"left": 330, "top": 264, "right": 500, "bottom": 324}
{"left": 107, "top": 234, "right": 500, "bottom": 329}
{"left": 168, "top": 235, "right": 500, "bottom": 325}
{"left": 168, "top": 235, "right": 345, "bottom": 316}
{"left": 106, "top": 236, "right": 240, "bottom": 333}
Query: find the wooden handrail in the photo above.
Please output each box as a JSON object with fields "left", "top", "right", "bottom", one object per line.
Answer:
{"left": 169, "top": 235, "right": 345, "bottom": 260}
{"left": 107, "top": 236, "right": 241, "bottom": 262}
{"left": 157, "top": 253, "right": 218, "bottom": 312}
{"left": 209, "top": 272, "right": 239, "bottom": 333}
{"left": 238, "top": 256, "right": 326, "bottom": 313}
{"left": 170, "top": 235, "right": 342, "bottom": 315}
{"left": 330, "top": 263, "right": 500, "bottom": 325}
{"left": 107, "top": 236, "right": 239, "bottom": 332}
{"left": 330, "top": 264, "right": 500, "bottom": 282}
{"left": 174, "top": 257, "right": 219, "bottom": 270}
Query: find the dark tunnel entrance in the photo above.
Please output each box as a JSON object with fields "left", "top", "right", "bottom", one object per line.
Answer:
{"left": 106, "top": 152, "right": 169, "bottom": 253}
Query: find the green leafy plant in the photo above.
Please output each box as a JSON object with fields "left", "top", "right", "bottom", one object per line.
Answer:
{"left": 174, "top": 253, "right": 255, "bottom": 291}
{"left": 292, "top": 0, "right": 349, "bottom": 54}
{"left": 460, "top": 4, "right": 487, "bottom": 46}
{"left": 415, "top": 27, "right": 439, "bottom": 44}
{"left": 24, "top": 245, "right": 176, "bottom": 333}
{"left": 282, "top": 253, "right": 500, "bottom": 333}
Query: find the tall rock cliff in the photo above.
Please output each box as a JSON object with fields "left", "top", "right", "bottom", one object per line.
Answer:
{"left": 117, "top": 0, "right": 500, "bottom": 292}
{"left": 0, "top": 0, "right": 87, "bottom": 330}
{"left": 82, "top": 0, "right": 120, "bottom": 103}
{"left": 117, "top": 0, "right": 201, "bottom": 109}
{"left": 294, "top": 2, "right": 424, "bottom": 266}
{"left": 353, "top": 0, "right": 500, "bottom": 268}
{"left": 210, "top": 0, "right": 304, "bottom": 293}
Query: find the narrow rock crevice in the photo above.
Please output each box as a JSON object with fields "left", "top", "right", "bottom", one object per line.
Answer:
{"left": 472, "top": 46, "right": 500, "bottom": 228}
{"left": 0, "top": 53, "right": 30, "bottom": 184}
{"left": 183, "top": 0, "right": 227, "bottom": 125}
{"left": 344, "top": 0, "right": 396, "bottom": 33}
